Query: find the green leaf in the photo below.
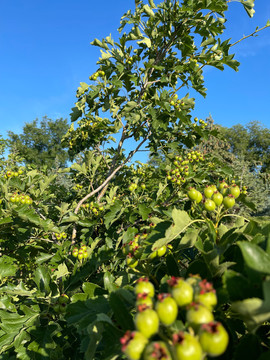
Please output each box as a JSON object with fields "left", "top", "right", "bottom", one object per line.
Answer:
{"left": 151, "top": 209, "right": 192, "bottom": 251}
{"left": 54, "top": 263, "right": 69, "bottom": 280}
{"left": 104, "top": 271, "right": 118, "bottom": 293}
{"left": 109, "top": 291, "right": 134, "bottom": 331}
{"left": 0, "top": 217, "right": 12, "bottom": 226}
{"left": 237, "top": 241, "right": 270, "bottom": 275}
{"left": 138, "top": 204, "right": 151, "bottom": 220}
{"left": 33, "top": 266, "right": 51, "bottom": 295}
{"left": 137, "top": 37, "right": 152, "bottom": 48}
{"left": 143, "top": 4, "right": 155, "bottom": 17}
{"left": 0, "top": 256, "right": 17, "bottom": 279}
{"left": 231, "top": 297, "right": 270, "bottom": 332}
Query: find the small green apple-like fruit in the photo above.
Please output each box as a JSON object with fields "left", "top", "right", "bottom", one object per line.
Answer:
{"left": 173, "top": 332, "right": 202, "bottom": 360}
{"left": 120, "top": 331, "right": 148, "bottom": 360}
{"left": 199, "top": 321, "right": 229, "bottom": 357}
{"left": 135, "top": 278, "right": 155, "bottom": 298}
{"left": 155, "top": 293, "right": 178, "bottom": 326}
{"left": 186, "top": 303, "right": 214, "bottom": 331}
{"left": 167, "top": 277, "right": 194, "bottom": 307}
{"left": 135, "top": 306, "right": 159, "bottom": 338}
{"left": 143, "top": 341, "right": 172, "bottom": 360}
{"left": 188, "top": 188, "right": 199, "bottom": 201}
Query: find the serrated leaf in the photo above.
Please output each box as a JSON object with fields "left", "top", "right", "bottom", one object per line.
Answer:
{"left": 54, "top": 263, "right": 69, "bottom": 280}
{"left": 151, "top": 209, "right": 192, "bottom": 250}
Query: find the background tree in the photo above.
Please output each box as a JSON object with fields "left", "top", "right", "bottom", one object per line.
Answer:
{"left": 8, "top": 116, "right": 70, "bottom": 168}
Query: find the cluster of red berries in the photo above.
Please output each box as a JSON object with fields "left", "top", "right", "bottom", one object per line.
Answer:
{"left": 188, "top": 180, "right": 245, "bottom": 212}
{"left": 121, "top": 276, "right": 229, "bottom": 360}
{"left": 9, "top": 192, "right": 33, "bottom": 205}
{"left": 4, "top": 169, "right": 24, "bottom": 178}
{"left": 72, "top": 245, "right": 89, "bottom": 261}
{"left": 166, "top": 151, "right": 205, "bottom": 186}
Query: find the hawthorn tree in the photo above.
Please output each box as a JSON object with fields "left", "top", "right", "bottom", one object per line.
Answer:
{"left": 1, "top": 1, "right": 270, "bottom": 360}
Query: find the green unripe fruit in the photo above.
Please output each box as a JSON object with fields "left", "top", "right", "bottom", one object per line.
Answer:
{"left": 229, "top": 184, "right": 240, "bottom": 199}
{"left": 186, "top": 304, "right": 214, "bottom": 331}
{"left": 135, "top": 308, "right": 159, "bottom": 338}
{"left": 156, "top": 294, "right": 178, "bottom": 326}
{"left": 120, "top": 331, "right": 148, "bottom": 360}
{"left": 126, "top": 256, "right": 138, "bottom": 268}
{"left": 143, "top": 342, "right": 172, "bottom": 360}
{"left": 204, "top": 199, "right": 216, "bottom": 212}
{"left": 135, "top": 278, "right": 155, "bottom": 298}
{"left": 223, "top": 195, "right": 235, "bottom": 209}
{"left": 195, "top": 192, "right": 202, "bottom": 204}
{"left": 59, "top": 294, "right": 69, "bottom": 304}
{"left": 188, "top": 188, "right": 199, "bottom": 201}
{"left": 199, "top": 322, "right": 229, "bottom": 357}
{"left": 173, "top": 332, "right": 203, "bottom": 360}
{"left": 204, "top": 186, "right": 214, "bottom": 199}
{"left": 212, "top": 191, "right": 223, "bottom": 206}
{"left": 168, "top": 277, "right": 194, "bottom": 307}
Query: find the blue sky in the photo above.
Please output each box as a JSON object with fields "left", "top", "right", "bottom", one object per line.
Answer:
{"left": 0, "top": 0, "right": 269, "bottom": 162}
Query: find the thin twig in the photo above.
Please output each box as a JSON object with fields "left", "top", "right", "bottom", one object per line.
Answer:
{"left": 230, "top": 24, "right": 270, "bottom": 47}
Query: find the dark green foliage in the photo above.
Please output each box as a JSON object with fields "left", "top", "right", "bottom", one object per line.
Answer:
{"left": 8, "top": 116, "right": 70, "bottom": 168}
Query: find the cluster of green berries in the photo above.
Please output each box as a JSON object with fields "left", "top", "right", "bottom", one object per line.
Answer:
{"left": 72, "top": 244, "right": 89, "bottom": 261}
{"left": 166, "top": 151, "right": 205, "bottom": 186}
{"left": 55, "top": 232, "right": 67, "bottom": 241}
{"left": 52, "top": 294, "right": 69, "bottom": 314}
{"left": 124, "top": 226, "right": 169, "bottom": 268}
{"left": 89, "top": 69, "right": 105, "bottom": 80}
{"left": 188, "top": 180, "right": 244, "bottom": 212}
{"left": 73, "top": 184, "right": 83, "bottom": 191}
{"left": 121, "top": 276, "right": 229, "bottom": 360}
{"left": 126, "top": 56, "right": 134, "bottom": 65}
{"left": 169, "top": 94, "right": 186, "bottom": 110}
{"left": 128, "top": 183, "right": 146, "bottom": 192}
{"left": 4, "top": 169, "right": 24, "bottom": 178}
{"left": 82, "top": 201, "right": 104, "bottom": 216}
{"left": 193, "top": 117, "right": 208, "bottom": 129}
{"left": 9, "top": 192, "right": 33, "bottom": 205}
